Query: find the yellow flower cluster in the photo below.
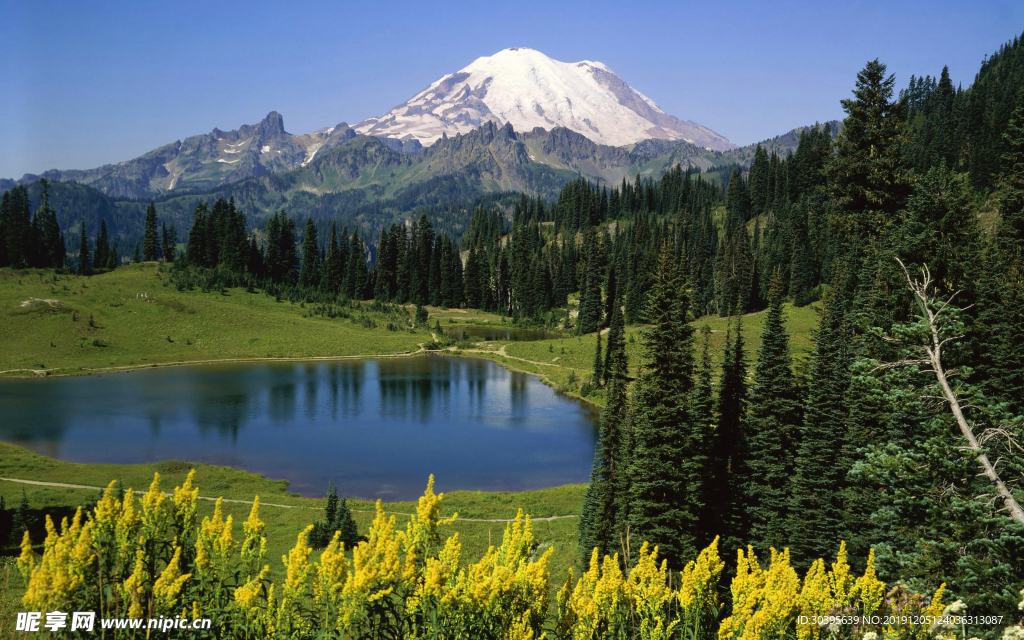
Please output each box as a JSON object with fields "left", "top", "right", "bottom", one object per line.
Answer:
{"left": 20, "top": 473, "right": 199, "bottom": 622}
{"left": 18, "top": 473, "right": 983, "bottom": 640}
{"left": 20, "top": 510, "right": 93, "bottom": 611}
{"left": 229, "top": 477, "right": 550, "bottom": 639}
{"left": 558, "top": 538, "right": 724, "bottom": 640}
{"left": 718, "top": 542, "right": 948, "bottom": 640}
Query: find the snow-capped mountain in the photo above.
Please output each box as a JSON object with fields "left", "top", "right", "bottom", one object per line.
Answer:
{"left": 355, "top": 48, "right": 734, "bottom": 150}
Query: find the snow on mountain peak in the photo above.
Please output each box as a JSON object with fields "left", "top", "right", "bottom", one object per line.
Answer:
{"left": 354, "top": 48, "right": 734, "bottom": 150}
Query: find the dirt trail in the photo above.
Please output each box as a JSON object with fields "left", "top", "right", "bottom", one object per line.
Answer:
{"left": 460, "top": 345, "right": 582, "bottom": 371}
{"left": 0, "top": 477, "right": 576, "bottom": 522}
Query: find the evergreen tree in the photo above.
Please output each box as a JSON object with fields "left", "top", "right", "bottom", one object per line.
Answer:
{"left": 186, "top": 203, "right": 208, "bottom": 267}
{"left": 94, "top": 220, "right": 110, "bottom": 270}
{"left": 162, "top": 222, "right": 177, "bottom": 263}
{"left": 978, "top": 93, "right": 1024, "bottom": 414}
{"left": 298, "top": 217, "right": 321, "bottom": 289}
{"left": 2, "top": 185, "right": 32, "bottom": 268}
{"left": 787, "top": 290, "right": 852, "bottom": 564}
{"left": 143, "top": 202, "right": 161, "bottom": 261}
{"left": 77, "top": 222, "right": 90, "bottom": 276}
{"left": 592, "top": 331, "right": 603, "bottom": 387}
{"left": 344, "top": 231, "right": 367, "bottom": 299}
{"left": 0, "top": 495, "right": 8, "bottom": 547}
{"left": 603, "top": 301, "right": 626, "bottom": 384}
{"left": 579, "top": 305, "right": 631, "bottom": 562}
{"left": 33, "top": 179, "right": 63, "bottom": 268}
{"left": 577, "top": 244, "right": 603, "bottom": 334}
{"left": 707, "top": 315, "right": 748, "bottom": 548}
{"left": 334, "top": 496, "right": 360, "bottom": 547}
{"left": 691, "top": 324, "right": 718, "bottom": 541}
{"left": 692, "top": 325, "right": 715, "bottom": 433}
{"left": 715, "top": 170, "right": 755, "bottom": 314}
{"left": 10, "top": 489, "right": 34, "bottom": 545}
{"left": 603, "top": 266, "right": 617, "bottom": 328}
{"left": 310, "top": 482, "right": 361, "bottom": 549}
{"left": 626, "top": 245, "right": 704, "bottom": 568}
{"left": 321, "top": 222, "right": 344, "bottom": 294}
{"left": 743, "top": 271, "right": 801, "bottom": 552}
{"left": 827, "top": 59, "right": 911, "bottom": 263}
{"left": 264, "top": 212, "right": 298, "bottom": 284}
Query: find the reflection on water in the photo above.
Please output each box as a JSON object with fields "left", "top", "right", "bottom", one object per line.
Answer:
{"left": 0, "top": 356, "right": 600, "bottom": 499}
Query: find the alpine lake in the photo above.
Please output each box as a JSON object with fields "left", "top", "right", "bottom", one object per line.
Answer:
{"left": 0, "top": 336, "right": 600, "bottom": 500}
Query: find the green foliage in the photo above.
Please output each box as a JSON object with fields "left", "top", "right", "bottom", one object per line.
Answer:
{"left": 142, "top": 201, "right": 161, "bottom": 261}
{"left": 787, "top": 290, "right": 852, "bottom": 565}
{"left": 626, "top": 246, "right": 705, "bottom": 568}
{"left": 298, "top": 217, "right": 321, "bottom": 289}
{"left": 579, "top": 305, "right": 630, "bottom": 562}
{"left": 705, "top": 315, "right": 748, "bottom": 553}
{"left": 744, "top": 272, "right": 801, "bottom": 553}
{"left": 309, "top": 482, "right": 361, "bottom": 549}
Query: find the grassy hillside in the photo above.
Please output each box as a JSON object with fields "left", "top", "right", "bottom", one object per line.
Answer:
{"left": 0, "top": 264, "right": 427, "bottom": 376}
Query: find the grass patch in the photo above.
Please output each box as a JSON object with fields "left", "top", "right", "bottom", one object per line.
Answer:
{"left": 0, "top": 265, "right": 428, "bottom": 376}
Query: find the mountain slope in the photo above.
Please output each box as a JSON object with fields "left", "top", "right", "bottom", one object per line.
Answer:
{"left": 129, "top": 122, "right": 720, "bottom": 235}
{"left": 244, "top": 122, "right": 714, "bottom": 204}
{"left": 18, "top": 113, "right": 355, "bottom": 200}
{"left": 355, "top": 48, "right": 734, "bottom": 150}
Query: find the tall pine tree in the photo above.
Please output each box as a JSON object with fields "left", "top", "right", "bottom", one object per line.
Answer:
{"left": 787, "top": 289, "right": 851, "bottom": 564}
{"left": 142, "top": 202, "right": 160, "bottom": 262}
{"left": 626, "top": 245, "right": 704, "bottom": 567}
{"left": 743, "top": 271, "right": 801, "bottom": 552}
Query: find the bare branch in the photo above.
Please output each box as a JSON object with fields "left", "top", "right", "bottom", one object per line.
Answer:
{"left": 890, "top": 259, "right": 1024, "bottom": 524}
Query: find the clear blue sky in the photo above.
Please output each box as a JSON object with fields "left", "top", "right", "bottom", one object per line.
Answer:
{"left": 2, "top": 0, "right": 1022, "bottom": 178}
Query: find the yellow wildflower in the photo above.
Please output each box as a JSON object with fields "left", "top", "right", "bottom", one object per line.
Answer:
{"left": 283, "top": 525, "right": 314, "bottom": 599}
{"left": 678, "top": 536, "right": 726, "bottom": 616}
{"left": 172, "top": 469, "right": 199, "bottom": 541}
{"left": 241, "top": 495, "right": 267, "bottom": 576}
{"left": 314, "top": 531, "right": 349, "bottom": 606}
{"left": 153, "top": 546, "right": 190, "bottom": 612}
{"left": 829, "top": 541, "right": 853, "bottom": 606}
{"left": 121, "top": 548, "right": 148, "bottom": 619}
{"left": 850, "top": 549, "right": 885, "bottom": 618}
{"left": 17, "top": 530, "right": 34, "bottom": 586}
{"left": 235, "top": 565, "right": 270, "bottom": 609}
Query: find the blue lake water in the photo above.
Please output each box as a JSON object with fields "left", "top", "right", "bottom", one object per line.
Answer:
{"left": 0, "top": 356, "right": 600, "bottom": 500}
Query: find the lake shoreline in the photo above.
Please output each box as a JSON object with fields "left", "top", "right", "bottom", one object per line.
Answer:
{"left": 1, "top": 341, "right": 605, "bottom": 409}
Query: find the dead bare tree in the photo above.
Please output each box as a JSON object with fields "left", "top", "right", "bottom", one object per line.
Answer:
{"left": 890, "top": 258, "right": 1024, "bottom": 524}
